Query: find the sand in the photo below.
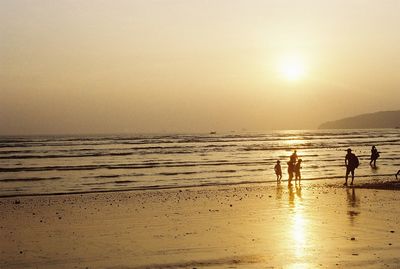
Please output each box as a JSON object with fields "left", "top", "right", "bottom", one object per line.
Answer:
{"left": 1, "top": 180, "right": 400, "bottom": 269}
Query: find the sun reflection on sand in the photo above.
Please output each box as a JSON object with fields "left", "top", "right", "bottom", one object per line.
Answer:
{"left": 292, "top": 212, "right": 306, "bottom": 258}
{"left": 287, "top": 185, "right": 308, "bottom": 264}
{"left": 287, "top": 262, "right": 309, "bottom": 269}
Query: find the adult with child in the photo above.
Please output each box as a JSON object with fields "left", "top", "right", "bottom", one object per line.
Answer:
{"left": 287, "top": 150, "right": 300, "bottom": 186}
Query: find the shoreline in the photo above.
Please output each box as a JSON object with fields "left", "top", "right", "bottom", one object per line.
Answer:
{"left": 1, "top": 173, "right": 399, "bottom": 199}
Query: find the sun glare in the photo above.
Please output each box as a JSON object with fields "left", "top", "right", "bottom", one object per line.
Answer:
{"left": 278, "top": 53, "right": 307, "bottom": 81}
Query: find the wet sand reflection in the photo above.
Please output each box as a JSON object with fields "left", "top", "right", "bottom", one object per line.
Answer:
{"left": 286, "top": 185, "right": 307, "bottom": 260}
{"left": 346, "top": 187, "right": 360, "bottom": 225}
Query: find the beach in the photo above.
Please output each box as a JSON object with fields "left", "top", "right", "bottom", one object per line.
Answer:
{"left": 2, "top": 0, "right": 400, "bottom": 267}
{"left": 2, "top": 179, "right": 400, "bottom": 269}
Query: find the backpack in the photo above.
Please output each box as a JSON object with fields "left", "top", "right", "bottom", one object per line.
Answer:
{"left": 354, "top": 155, "right": 359, "bottom": 168}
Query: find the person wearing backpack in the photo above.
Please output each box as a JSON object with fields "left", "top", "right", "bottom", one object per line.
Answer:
{"left": 369, "top": 145, "right": 380, "bottom": 168}
{"left": 344, "top": 148, "right": 359, "bottom": 186}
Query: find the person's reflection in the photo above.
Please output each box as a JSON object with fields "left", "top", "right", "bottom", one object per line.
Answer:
{"left": 276, "top": 182, "right": 283, "bottom": 200}
{"left": 346, "top": 187, "right": 360, "bottom": 225}
{"left": 288, "top": 185, "right": 295, "bottom": 208}
{"left": 295, "top": 185, "right": 302, "bottom": 200}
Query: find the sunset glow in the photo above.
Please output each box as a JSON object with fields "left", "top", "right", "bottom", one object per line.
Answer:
{"left": 0, "top": 1, "right": 399, "bottom": 133}
{"left": 278, "top": 53, "right": 307, "bottom": 81}
{"left": 1, "top": 2, "right": 400, "bottom": 269}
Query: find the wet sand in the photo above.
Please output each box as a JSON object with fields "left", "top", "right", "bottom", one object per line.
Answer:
{"left": 1, "top": 180, "right": 400, "bottom": 269}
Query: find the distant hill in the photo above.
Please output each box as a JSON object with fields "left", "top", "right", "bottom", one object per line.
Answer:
{"left": 318, "top": 110, "right": 400, "bottom": 129}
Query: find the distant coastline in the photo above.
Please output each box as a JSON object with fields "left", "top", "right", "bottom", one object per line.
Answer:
{"left": 318, "top": 110, "right": 400, "bottom": 129}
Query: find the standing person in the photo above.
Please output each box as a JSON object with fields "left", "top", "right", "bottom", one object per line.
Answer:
{"left": 396, "top": 170, "right": 400, "bottom": 180}
{"left": 295, "top": 159, "right": 302, "bottom": 184}
{"left": 369, "top": 146, "right": 380, "bottom": 167}
{"left": 287, "top": 160, "right": 295, "bottom": 186}
{"left": 290, "top": 150, "right": 298, "bottom": 164}
{"left": 344, "top": 148, "right": 359, "bottom": 186}
{"left": 274, "top": 160, "right": 282, "bottom": 183}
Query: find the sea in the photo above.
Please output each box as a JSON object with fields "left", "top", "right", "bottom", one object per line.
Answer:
{"left": 0, "top": 129, "right": 399, "bottom": 197}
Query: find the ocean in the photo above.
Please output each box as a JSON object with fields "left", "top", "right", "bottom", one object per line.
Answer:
{"left": 1, "top": 129, "right": 399, "bottom": 197}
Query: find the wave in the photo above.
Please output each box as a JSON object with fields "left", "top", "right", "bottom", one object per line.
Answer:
{"left": 0, "top": 160, "right": 269, "bottom": 173}
{"left": 2, "top": 140, "right": 398, "bottom": 160}
{"left": 0, "top": 177, "right": 62, "bottom": 182}
{"left": 0, "top": 156, "right": 393, "bottom": 173}
{"left": 1, "top": 130, "right": 399, "bottom": 197}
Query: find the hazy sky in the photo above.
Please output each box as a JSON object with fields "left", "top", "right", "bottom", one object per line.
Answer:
{"left": 1, "top": 0, "right": 399, "bottom": 134}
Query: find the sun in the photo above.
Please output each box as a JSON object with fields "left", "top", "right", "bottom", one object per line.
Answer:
{"left": 278, "top": 53, "right": 307, "bottom": 81}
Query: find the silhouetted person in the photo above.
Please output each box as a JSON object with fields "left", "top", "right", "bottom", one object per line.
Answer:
{"left": 369, "top": 146, "right": 380, "bottom": 167}
{"left": 295, "top": 159, "right": 302, "bottom": 184}
{"left": 274, "top": 160, "right": 282, "bottom": 183}
{"left": 396, "top": 170, "right": 400, "bottom": 180}
{"left": 290, "top": 150, "right": 298, "bottom": 164}
{"left": 344, "top": 148, "right": 359, "bottom": 186}
{"left": 287, "top": 160, "right": 295, "bottom": 186}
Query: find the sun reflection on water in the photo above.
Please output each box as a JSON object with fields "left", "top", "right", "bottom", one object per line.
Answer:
{"left": 284, "top": 139, "right": 304, "bottom": 146}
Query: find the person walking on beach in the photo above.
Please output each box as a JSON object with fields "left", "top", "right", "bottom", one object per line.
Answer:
{"left": 295, "top": 159, "right": 302, "bottom": 184}
{"left": 369, "top": 146, "right": 380, "bottom": 168}
{"left": 344, "top": 148, "right": 359, "bottom": 186}
{"left": 274, "top": 160, "right": 282, "bottom": 183}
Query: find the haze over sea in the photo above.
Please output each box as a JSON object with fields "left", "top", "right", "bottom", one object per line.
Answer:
{"left": 1, "top": 129, "right": 399, "bottom": 197}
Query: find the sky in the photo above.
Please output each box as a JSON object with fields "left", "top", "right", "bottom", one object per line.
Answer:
{"left": 1, "top": 0, "right": 399, "bottom": 135}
